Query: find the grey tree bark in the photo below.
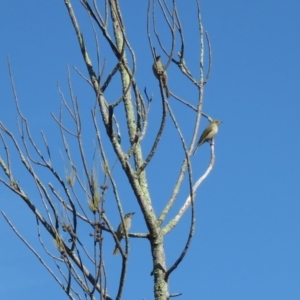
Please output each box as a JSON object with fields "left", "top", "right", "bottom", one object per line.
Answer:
{"left": 0, "top": 1, "right": 220, "bottom": 299}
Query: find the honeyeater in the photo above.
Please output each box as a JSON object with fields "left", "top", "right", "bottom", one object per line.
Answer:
{"left": 193, "top": 120, "right": 222, "bottom": 155}
{"left": 152, "top": 55, "right": 170, "bottom": 98}
{"left": 112, "top": 212, "right": 135, "bottom": 255}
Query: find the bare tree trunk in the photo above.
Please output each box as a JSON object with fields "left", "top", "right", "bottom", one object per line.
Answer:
{"left": 0, "top": 0, "right": 220, "bottom": 299}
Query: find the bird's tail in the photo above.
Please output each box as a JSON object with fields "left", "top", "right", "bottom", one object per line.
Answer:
{"left": 192, "top": 145, "right": 199, "bottom": 155}
{"left": 112, "top": 245, "right": 119, "bottom": 255}
{"left": 165, "top": 85, "right": 171, "bottom": 98}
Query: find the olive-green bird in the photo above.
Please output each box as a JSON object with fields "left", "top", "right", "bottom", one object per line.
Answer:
{"left": 193, "top": 120, "right": 222, "bottom": 155}
{"left": 152, "top": 55, "right": 170, "bottom": 98}
{"left": 112, "top": 212, "right": 135, "bottom": 255}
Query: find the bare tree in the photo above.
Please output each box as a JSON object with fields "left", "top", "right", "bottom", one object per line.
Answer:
{"left": 0, "top": 0, "right": 219, "bottom": 299}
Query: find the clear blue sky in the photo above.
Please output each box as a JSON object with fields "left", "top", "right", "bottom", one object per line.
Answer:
{"left": 1, "top": 1, "right": 300, "bottom": 299}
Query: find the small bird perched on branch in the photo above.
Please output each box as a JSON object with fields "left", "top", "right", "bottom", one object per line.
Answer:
{"left": 152, "top": 55, "right": 170, "bottom": 98}
{"left": 193, "top": 120, "right": 222, "bottom": 155}
{"left": 112, "top": 212, "right": 135, "bottom": 255}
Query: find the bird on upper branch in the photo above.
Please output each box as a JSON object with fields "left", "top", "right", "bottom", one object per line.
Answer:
{"left": 152, "top": 55, "right": 170, "bottom": 98}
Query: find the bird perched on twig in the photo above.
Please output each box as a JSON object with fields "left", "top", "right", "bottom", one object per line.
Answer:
{"left": 152, "top": 55, "right": 170, "bottom": 98}
{"left": 112, "top": 212, "right": 135, "bottom": 255}
{"left": 193, "top": 120, "right": 222, "bottom": 155}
